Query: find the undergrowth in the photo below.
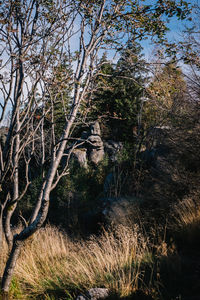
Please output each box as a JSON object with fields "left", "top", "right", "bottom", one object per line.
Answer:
{"left": 0, "top": 224, "right": 169, "bottom": 300}
{"left": 1, "top": 196, "right": 200, "bottom": 300}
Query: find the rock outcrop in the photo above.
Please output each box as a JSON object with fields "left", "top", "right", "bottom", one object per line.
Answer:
{"left": 76, "top": 288, "right": 109, "bottom": 300}
{"left": 104, "top": 140, "right": 123, "bottom": 162}
{"left": 88, "top": 122, "right": 104, "bottom": 165}
{"left": 71, "top": 121, "right": 123, "bottom": 167}
{"left": 72, "top": 148, "right": 88, "bottom": 168}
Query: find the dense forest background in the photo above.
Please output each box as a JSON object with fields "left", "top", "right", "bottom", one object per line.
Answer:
{"left": 0, "top": 0, "right": 200, "bottom": 299}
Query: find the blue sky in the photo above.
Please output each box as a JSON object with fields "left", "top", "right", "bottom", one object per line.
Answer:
{"left": 141, "top": 0, "right": 199, "bottom": 59}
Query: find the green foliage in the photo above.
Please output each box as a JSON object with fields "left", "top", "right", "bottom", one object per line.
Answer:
{"left": 16, "top": 176, "right": 43, "bottom": 221}
{"left": 49, "top": 157, "right": 111, "bottom": 232}
{"left": 44, "top": 56, "right": 73, "bottom": 137}
{"left": 10, "top": 276, "right": 23, "bottom": 299}
{"left": 144, "top": 60, "right": 187, "bottom": 128}
{"left": 90, "top": 42, "right": 147, "bottom": 142}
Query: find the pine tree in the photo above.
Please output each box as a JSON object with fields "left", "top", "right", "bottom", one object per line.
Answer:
{"left": 90, "top": 41, "right": 148, "bottom": 142}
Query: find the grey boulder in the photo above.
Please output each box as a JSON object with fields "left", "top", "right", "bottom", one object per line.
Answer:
{"left": 76, "top": 288, "right": 109, "bottom": 300}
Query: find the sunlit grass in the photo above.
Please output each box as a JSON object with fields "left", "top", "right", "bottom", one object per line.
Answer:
{"left": 0, "top": 224, "right": 165, "bottom": 299}
{"left": 172, "top": 197, "right": 200, "bottom": 228}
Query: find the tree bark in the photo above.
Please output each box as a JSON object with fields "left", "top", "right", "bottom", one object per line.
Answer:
{"left": 1, "top": 237, "right": 23, "bottom": 296}
{"left": 4, "top": 206, "right": 16, "bottom": 252}
{"left": 4, "top": 108, "right": 20, "bottom": 251}
{"left": 0, "top": 205, "right": 3, "bottom": 251}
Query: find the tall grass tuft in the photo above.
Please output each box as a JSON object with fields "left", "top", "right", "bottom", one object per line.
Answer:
{"left": 171, "top": 196, "right": 200, "bottom": 245}
{"left": 172, "top": 197, "right": 200, "bottom": 228}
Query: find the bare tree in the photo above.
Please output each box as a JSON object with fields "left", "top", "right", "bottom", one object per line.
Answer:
{"left": 0, "top": 0, "right": 191, "bottom": 296}
{"left": 0, "top": 0, "right": 75, "bottom": 294}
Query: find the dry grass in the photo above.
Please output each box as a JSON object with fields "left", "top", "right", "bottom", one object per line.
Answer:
{"left": 172, "top": 197, "right": 200, "bottom": 228}
{"left": 0, "top": 238, "right": 8, "bottom": 277}
{"left": 0, "top": 224, "right": 165, "bottom": 299}
{"left": 169, "top": 195, "right": 200, "bottom": 248}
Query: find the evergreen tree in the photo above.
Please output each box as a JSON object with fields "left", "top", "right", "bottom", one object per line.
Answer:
{"left": 90, "top": 41, "right": 148, "bottom": 142}
{"left": 45, "top": 55, "right": 73, "bottom": 137}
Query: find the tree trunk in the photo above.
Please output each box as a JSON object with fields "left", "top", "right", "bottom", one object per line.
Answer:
{"left": 0, "top": 205, "right": 3, "bottom": 251}
{"left": 29, "top": 181, "right": 46, "bottom": 224}
{"left": 1, "top": 237, "right": 23, "bottom": 296}
{"left": 4, "top": 206, "right": 16, "bottom": 252}
{"left": 4, "top": 112, "right": 20, "bottom": 252}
